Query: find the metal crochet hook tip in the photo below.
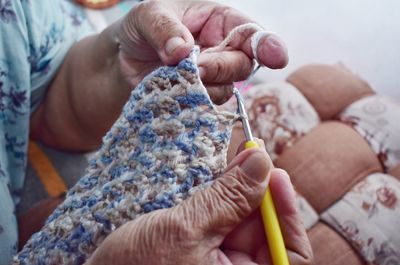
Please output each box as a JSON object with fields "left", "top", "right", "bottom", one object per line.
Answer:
{"left": 233, "top": 64, "right": 262, "bottom": 143}
{"left": 233, "top": 87, "right": 254, "bottom": 142}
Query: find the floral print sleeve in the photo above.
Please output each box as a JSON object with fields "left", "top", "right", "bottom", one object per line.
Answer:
{"left": 0, "top": 0, "right": 92, "bottom": 263}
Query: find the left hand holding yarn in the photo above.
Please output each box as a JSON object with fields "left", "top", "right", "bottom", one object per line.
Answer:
{"left": 30, "top": 0, "right": 288, "bottom": 152}
{"left": 117, "top": 0, "right": 288, "bottom": 104}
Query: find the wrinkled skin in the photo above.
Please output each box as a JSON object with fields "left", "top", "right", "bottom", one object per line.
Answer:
{"left": 85, "top": 1, "right": 312, "bottom": 264}
{"left": 86, "top": 140, "right": 313, "bottom": 265}
{"left": 117, "top": 0, "right": 288, "bottom": 105}
{"left": 30, "top": 0, "right": 288, "bottom": 151}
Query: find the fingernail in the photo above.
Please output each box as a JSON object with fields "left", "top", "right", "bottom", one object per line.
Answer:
{"left": 239, "top": 150, "right": 269, "bottom": 182}
{"left": 260, "top": 35, "right": 288, "bottom": 69}
{"left": 165, "top": 37, "right": 186, "bottom": 55}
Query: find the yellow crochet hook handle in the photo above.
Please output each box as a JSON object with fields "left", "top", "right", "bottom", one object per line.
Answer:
{"left": 245, "top": 140, "right": 290, "bottom": 265}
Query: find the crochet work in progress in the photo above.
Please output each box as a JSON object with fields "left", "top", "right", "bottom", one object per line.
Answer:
{"left": 15, "top": 48, "right": 238, "bottom": 264}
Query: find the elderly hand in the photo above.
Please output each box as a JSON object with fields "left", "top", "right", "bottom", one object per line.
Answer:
{"left": 85, "top": 141, "right": 313, "bottom": 265}
{"left": 31, "top": 0, "right": 288, "bottom": 151}
{"left": 117, "top": 0, "right": 288, "bottom": 104}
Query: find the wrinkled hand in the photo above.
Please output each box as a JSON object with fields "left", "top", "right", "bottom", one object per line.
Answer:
{"left": 85, "top": 141, "right": 313, "bottom": 265}
{"left": 117, "top": 0, "right": 288, "bottom": 104}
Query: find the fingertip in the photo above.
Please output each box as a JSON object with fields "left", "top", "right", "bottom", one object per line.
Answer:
{"left": 269, "top": 168, "right": 297, "bottom": 215}
{"left": 162, "top": 40, "right": 194, "bottom": 65}
{"left": 258, "top": 35, "right": 289, "bottom": 69}
{"left": 271, "top": 168, "right": 291, "bottom": 183}
{"left": 165, "top": 37, "right": 186, "bottom": 55}
{"left": 270, "top": 168, "right": 294, "bottom": 195}
{"left": 239, "top": 148, "right": 271, "bottom": 183}
{"left": 235, "top": 138, "right": 266, "bottom": 156}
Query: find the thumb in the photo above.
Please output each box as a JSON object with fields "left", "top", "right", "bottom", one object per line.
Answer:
{"left": 130, "top": 1, "right": 195, "bottom": 65}
{"left": 177, "top": 148, "right": 271, "bottom": 239}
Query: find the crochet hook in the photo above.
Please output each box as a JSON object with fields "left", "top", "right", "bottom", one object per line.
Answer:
{"left": 233, "top": 69, "right": 290, "bottom": 265}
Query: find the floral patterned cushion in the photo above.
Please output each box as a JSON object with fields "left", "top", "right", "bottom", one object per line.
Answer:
{"left": 227, "top": 63, "right": 400, "bottom": 264}
{"left": 223, "top": 81, "right": 319, "bottom": 160}
{"left": 339, "top": 95, "right": 400, "bottom": 171}
{"left": 321, "top": 172, "right": 400, "bottom": 264}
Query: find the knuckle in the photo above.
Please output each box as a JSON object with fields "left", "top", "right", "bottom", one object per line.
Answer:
{"left": 161, "top": 209, "right": 199, "bottom": 242}
{"left": 139, "top": 0, "right": 159, "bottom": 11}
{"left": 134, "top": 1, "right": 178, "bottom": 37}
{"left": 206, "top": 54, "right": 253, "bottom": 83}
{"left": 212, "top": 170, "right": 257, "bottom": 220}
{"left": 214, "top": 5, "right": 234, "bottom": 18}
{"left": 133, "top": 1, "right": 153, "bottom": 18}
{"left": 130, "top": 1, "right": 158, "bottom": 32}
{"left": 210, "top": 56, "right": 232, "bottom": 83}
{"left": 239, "top": 56, "right": 254, "bottom": 79}
{"left": 153, "top": 13, "right": 174, "bottom": 31}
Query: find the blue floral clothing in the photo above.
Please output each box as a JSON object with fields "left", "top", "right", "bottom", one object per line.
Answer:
{"left": 0, "top": 0, "right": 92, "bottom": 263}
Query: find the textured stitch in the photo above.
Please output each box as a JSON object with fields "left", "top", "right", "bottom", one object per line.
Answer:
{"left": 14, "top": 47, "right": 238, "bottom": 264}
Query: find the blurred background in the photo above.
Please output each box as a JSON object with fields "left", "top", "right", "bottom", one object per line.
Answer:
{"left": 216, "top": 0, "right": 400, "bottom": 99}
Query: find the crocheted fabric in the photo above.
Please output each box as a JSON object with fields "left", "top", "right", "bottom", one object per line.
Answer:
{"left": 15, "top": 48, "right": 237, "bottom": 264}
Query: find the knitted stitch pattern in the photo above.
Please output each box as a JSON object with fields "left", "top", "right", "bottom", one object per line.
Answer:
{"left": 15, "top": 48, "right": 237, "bottom": 264}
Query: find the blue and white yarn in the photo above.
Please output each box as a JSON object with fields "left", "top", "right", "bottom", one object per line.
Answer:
{"left": 14, "top": 47, "right": 237, "bottom": 264}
